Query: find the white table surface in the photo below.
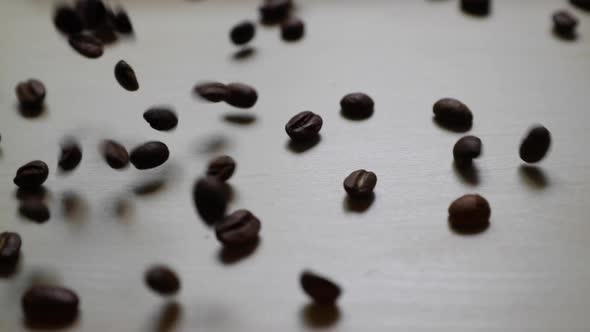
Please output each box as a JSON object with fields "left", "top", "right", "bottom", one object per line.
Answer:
{"left": 2, "top": 0, "right": 590, "bottom": 331}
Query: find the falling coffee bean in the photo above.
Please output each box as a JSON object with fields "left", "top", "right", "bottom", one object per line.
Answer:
{"left": 259, "top": 0, "right": 292, "bottom": 23}
{"left": 58, "top": 140, "right": 83, "bottom": 172}
{"left": 448, "top": 194, "right": 491, "bottom": 232}
{"left": 553, "top": 11, "right": 578, "bottom": 38}
{"left": 340, "top": 92, "right": 374, "bottom": 120}
{"left": 16, "top": 79, "right": 46, "bottom": 108}
{"left": 130, "top": 141, "right": 169, "bottom": 170}
{"left": 0, "top": 232, "right": 22, "bottom": 267}
{"left": 460, "top": 0, "right": 490, "bottom": 16}
{"left": 102, "top": 140, "right": 129, "bottom": 169}
{"left": 570, "top": 0, "right": 590, "bottom": 11}
{"left": 53, "top": 6, "right": 83, "bottom": 34}
{"left": 343, "top": 169, "right": 377, "bottom": 198}
{"left": 300, "top": 270, "right": 342, "bottom": 305}
{"left": 114, "top": 60, "right": 139, "bottom": 91}
{"left": 519, "top": 125, "right": 551, "bottom": 163}
{"left": 226, "top": 83, "right": 258, "bottom": 108}
{"left": 19, "top": 200, "right": 50, "bottom": 223}
{"left": 453, "top": 135, "right": 482, "bottom": 166}
{"left": 281, "top": 17, "right": 305, "bottom": 41}
{"left": 193, "top": 177, "right": 228, "bottom": 224}
{"left": 14, "top": 161, "right": 49, "bottom": 189}
{"left": 285, "top": 111, "right": 323, "bottom": 141}
{"left": 143, "top": 107, "right": 178, "bottom": 131}
{"left": 76, "top": 0, "right": 107, "bottom": 29}
{"left": 207, "top": 155, "right": 236, "bottom": 181}
{"left": 230, "top": 21, "right": 256, "bottom": 45}
{"left": 113, "top": 9, "right": 133, "bottom": 34}
{"left": 22, "top": 286, "right": 79, "bottom": 325}
{"left": 145, "top": 265, "right": 180, "bottom": 296}
{"left": 433, "top": 98, "right": 473, "bottom": 130}
{"left": 215, "top": 210, "right": 261, "bottom": 247}
{"left": 194, "top": 82, "right": 229, "bottom": 103}
{"left": 68, "top": 33, "right": 104, "bottom": 58}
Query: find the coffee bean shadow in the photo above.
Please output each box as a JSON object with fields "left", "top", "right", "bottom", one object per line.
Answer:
{"left": 300, "top": 303, "right": 341, "bottom": 329}
{"left": 448, "top": 216, "right": 490, "bottom": 235}
{"left": 217, "top": 238, "right": 260, "bottom": 265}
{"left": 24, "top": 316, "right": 80, "bottom": 331}
{"left": 552, "top": 29, "right": 578, "bottom": 42}
{"left": 339, "top": 108, "right": 374, "bottom": 121}
{"left": 18, "top": 200, "right": 51, "bottom": 224}
{"left": 460, "top": 4, "right": 491, "bottom": 17}
{"left": 18, "top": 103, "right": 46, "bottom": 119}
{"left": 432, "top": 117, "right": 472, "bottom": 133}
{"left": 259, "top": 17, "right": 288, "bottom": 27}
{"left": 0, "top": 147, "right": 4, "bottom": 160}
{"left": 195, "top": 135, "right": 231, "bottom": 155}
{"left": 224, "top": 182, "right": 237, "bottom": 204}
{"left": 93, "top": 28, "right": 118, "bottom": 45}
{"left": 286, "top": 135, "right": 321, "bottom": 154}
{"left": 343, "top": 193, "right": 375, "bottom": 213}
{"left": 222, "top": 114, "right": 257, "bottom": 126}
{"left": 62, "top": 191, "right": 89, "bottom": 224}
{"left": 519, "top": 165, "right": 549, "bottom": 189}
{"left": 0, "top": 256, "right": 22, "bottom": 278}
{"left": 133, "top": 178, "right": 167, "bottom": 196}
{"left": 153, "top": 301, "right": 182, "bottom": 332}
{"left": 452, "top": 161, "right": 480, "bottom": 186}
{"left": 232, "top": 47, "right": 256, "bottom": 61}
{"left": 16, "top": 186, "right": 50, "bottom": 202}
{"left": 114, "top": 197, "right": 134, "bottom": 223}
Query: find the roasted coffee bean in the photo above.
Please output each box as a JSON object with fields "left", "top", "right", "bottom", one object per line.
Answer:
{"left": 453, "top": 135, "right": 482, "bottom": 166}
{"left": 14, "top": 161, "right": 49, "bottom": 189}
{"left": 102, "top": 140, "right": 129, "bottom": 169}
{"left": 226, "top": 83, "right": 258, "bottom": 108}
{"left": 113, "top": 9, "right": 133, "bottom": 34}
{"left": 58, "top": 141, "right": 82, "bottom": 172}
{"left": 130, "top": 141, "right": 169, "bottom": 170}
{"left": 19, "top": 200, "right": 50, "bottom": 223}
{"left": 343, "top": 169, "right": 377, "bottom": 198}
{"left": 53, "top": 6, "right": 83, "bottom": 34}
{"left": 193, "top": 177, "right": 228, "bottom": 224}
{"left": 194, "top": 82, "right": 229, "bottom": 103}
{"left": 448, "top": 194, "right": 491, "bottom": 231}
{"left": 433, "top": 98, "right": 473, "bottom": 129}
{"left": 230, "top": 21, "right": 256, "bottom": 45}
{"left": 281, "top": 17, "right": 305, "bottom": 41}
{"left": 300, "top": 270, "right": 342, "bottom": 305}
{"left": 259, "top": 0, "right": 292, "bottom": 23}
{"left": 519, "top": 125, "right": 551, "bottom": 163}
{"left": 68, "top": 33, "right": 104, "bottom": 58}
{"left": 215, "top": 210, "right": 261, "bottom": 247}
{"left": 145, "top": 265, "right": 180, "bottom": 296}
{"left": 22, "top": 286, "right": 79, "bottom": 325}
{"left": 76, "top": 0, "right": 107, "bottom": 28}
{"left": 340, "top": 92, "right": 374, "bottom": 119}
{"left": 570, "top": 0, "right": 590, "bottom": 11}
{"left": 92, "top": 22, "right": 118, "bottom": 44}
{"left": 0, "top": 232, "right": 22, "bottom": 267}
{"left": 114, "top": 60, "right": 139, "bottom": 91}
{"left": 553, "top": 11, "right": 578, "bottom": 37}
{"left": 460, "top": 0, "right": 490, "bottom": 16}
{"left": 143, "top": 107, "right": 178, "bottom": 131}
{"left": 285, "top": 111, "right": 323, "bottom": 141}
{"left": 16, "top": 79, "right": 46, "bottom": 107}
{"left": 207, "top": 155, "right": 236, "bottom": 181}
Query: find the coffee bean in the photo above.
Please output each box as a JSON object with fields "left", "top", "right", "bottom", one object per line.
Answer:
{"left": 58, "top": 141, "right": 82, "bottom": 172}
{"left": 16, "top": 79, "right": 46, "bottom": 107}
{"left": 102, "top": 140, "right": 129, "bottom": 169}
{"left": 519, "top": 125, "right": 551, "bottom": 163}
{"left": 130, "top": 141, "right": 169, "bottom": 170}
{"left": 53, "top": 6, "right": 83, "bottom": 34}
{"left": 145, "top": 265, "right": 180, "bottom": 296}
{"left": 194, "top": 82, "right": 229, "bottom": 103}
{"left": 461, "top": 0, "right": 490, "bottom": 16}
{"left": 114, "top": 60, "right": 139, "bottom": 91}
{"left": 433, "top": 98, "right": 473, "bottom": 130}
{"left": 207, "top": 155, "right": 236, "bottom": 181}
{"left": 113, "top": 9, "right": 133, "bottom": 34}
{"left": 0, "top": 232, "right": 22, "bottom": 267}
{"left": 553, "top": 11, "right": 578, "bottom": 37}
{"left": 76, "top": 0, "right": 107, "bottom": 29}
{"left": 300, "top": 270, "right": 342, "bottom": 305}
{"left": 19, "top": 200, "right": 50, "bottom": 223}
{"left": 68, "top": 33, "right": 104, "bottom": 58}
{"left": 22, "top": 286, "right": 79, "bottom": 325}
{"left": 281, "top": 17, "right": 305, "bottom": 41}
{"left": 453, "top": 135, "right": 482, "bottom": 166}
{"left": 570, "top": 0, "right": 590, "bottom": 11}
{"left": 340, "top": 93, "right": 374, "bottom": 119}
{"left": 448, "top": 194, "right": 491, "bottom": 231}
{"left": 193, "top": 177, "right": 228, "bottom": 224}
{"left": 230, "top": 21, "right": 256, "bottom": 45}
{"left": 215, "top": 210, "right": 261, "bottom": 247}
{"left": 259, "top": 0, "right": 292, "bottom": 23}
{"left": 285, "top": 111, "right": 323, "bottom": 141}
{"left": 143, "top": 107, "right": 178, "bottom": 131}
{"left": 14, "top": 161, "right": 49, "bottom": 189}
{"left": 226, "top": 83, "right": 258, "bottom": 108}
{"left": 343, "top": 170, "right": 377, "bottom": 198}
{"left": 92, "top": 21, "right": 118, "bottom": 44}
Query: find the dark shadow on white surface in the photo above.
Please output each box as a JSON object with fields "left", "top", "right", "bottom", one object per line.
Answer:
{"left": 217, "top": 237, "right": 260, "bottom": 265}
{"left": 519, "top": 165, "right": 549, "bottom": 189}
{"left": 153, "top": 301, "right": 182, "bottom": 332}
{"left": 343, "top": 193, "right": 375, "bottom": 213}
{"left": 231, "top": 47, "right": 256, "bottom": 61}
{"left": 452, "top": 161, "right": 480, "bottom": 186}
{"left": 194, "top": 135, "right": 231, "bottom": 155}
{"left": 62, "top": 191, "right": 89, "bottom": 224}
{"left": 222, "top": 113, "right": 257, "bottom": 126}
{"left": 339, "top": 108, "right": 374, "bottom": 121}
{"left": 286, "top": 135, "right": 321, "bottom": 154}
{"left": 552, "top": 29, "right": 578, "bottom": 42}
{"left": 432, "top": 117, "right": 472, "bottom": 133}
{"left": 300, "top": 303, "right": 341, "bottom": 329}
{"left": 133, "top": 178, "right": 167, "bottom": 196}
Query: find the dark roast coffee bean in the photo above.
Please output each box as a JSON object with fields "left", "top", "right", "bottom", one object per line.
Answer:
{"left": 343, "top": 169, "right": 377, "bottom": 198}
{"left": 433, "top": 98, "right": 473, "bottom": 129}
{"left": 300, "top": 270, "right": 342, "bottom": 305}
{"left": 114, "top": 60, "right": 139, "bottom": 91}
{"left": 553, "top": 11, "right": 578, "bottom": 37}
{"left": 53, "top": 6, "right": 83, "bottom": 34}
{"left": 460, "top": 0, "right": 490, "bottom": 16}
{"left": 130, "top": 141, "right": 169, "bottom": 170}
{"left": 16, "top": 79, "right": 46, "bottom": 107}
{"left": 194, "top": 82, "right": 229, "bottom": 102}
{"left": 19, "top": 200, "right": 50, "bottom": 223}
{"left": 281, "top": 17, "right": 305, "bottom": 41}
{"left": 113, "top": 9, "right": 133, "bottom": 34}
{"left": 145, "top": 265, "right": 180, "bottom": 296}
{"left": 453, "top": 135, "right": 482, "bottom": 166}
{"left": 92, "top": 21, "right": 118, "bottom": 44}
{"left": 285, "top": 111, "right": 323, "bottom": 141}
{"left": 68, "top": 33, "right": 104, "bottom": 58}
{"left": 570, "top": 0, "right": 590, "bottom": 11}
{"left": 230, "top": 21, "right": 256, "bottom": 45}
{"left": 76, "top": 0, "right": 107, "bottom": 28}
{"left": 22, "top": 286, "right": 79, "bottom": 325}
{"left": 259, "top": 0, "right": 292, "bottom": 23}
{"left": 207, "top": 155, "right": 236, "bottom": 181}
{"left": 215, "top": 210, "right": 261, "bottom": 247}
{"left": 0, "top": 232, "right": 22, "bottom": 267}
{"left": 226, "top": 83, "right": 258, "bottom": 108}
{"left": 102, "top": 140, "right": 129, "bottom": 169}
{"left": 14, "top": 161, "right": 49, "bottom": 189}
{"left": 448, "top": 194, "right": 491, "bottom": 231}
{"left": 340, "top": 92, "right": 374, "bottom": 119}
{"left": 143, "top": 107, "right": 178, "bottom": 131}
{"left": 519, "top": 125, "right": 551, "bottom": 163}
{"left": 193, "top": 177, "right": 228, "bottom": 224}
{"left": 58, "top": 141, "right": 82, "bottom": 172}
